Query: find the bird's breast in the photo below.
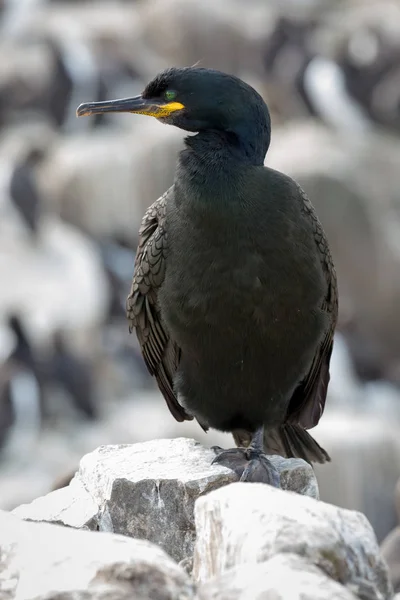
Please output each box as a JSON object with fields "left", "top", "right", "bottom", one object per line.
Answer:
{"left": 159, "top": 195, "right": 326, "bottom": 342}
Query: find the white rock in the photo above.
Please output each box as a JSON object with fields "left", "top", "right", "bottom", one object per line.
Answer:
{"left": 13, "top": 476, "right": 98, "bottom": 529}
{"left": 197, "top": 553, "right": 360, "bottom": 600}
{"left": 14, "top": 439, "right": 237, "bottom": 564}
{"left": 0, "top": 509, "right": 194, "bottom": 599}
{"left": 192, "top": 482, "right": 392, "bottom": 600}
{"left": 13, "top": 439, "right": 319, "bottom": 564}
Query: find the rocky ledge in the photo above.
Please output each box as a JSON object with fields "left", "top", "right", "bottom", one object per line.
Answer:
{"left": 1, "top": 438, "right": 393, "bottom": 599}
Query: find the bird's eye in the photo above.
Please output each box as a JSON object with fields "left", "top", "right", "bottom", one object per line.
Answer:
{"left": 164, "top": 90, "right": 177, "bottom": 102}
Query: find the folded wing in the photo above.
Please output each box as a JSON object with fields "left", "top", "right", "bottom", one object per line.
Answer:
{"left": 126, "top": 188, "right": 192, "bottom": 423}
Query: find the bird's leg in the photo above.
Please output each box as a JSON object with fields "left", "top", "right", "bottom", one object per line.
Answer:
{"left": 240, "top": 427, "right": 281, "bottom": 486}
{"left": 211, "top": 426, "right": 280, "bottom": 487}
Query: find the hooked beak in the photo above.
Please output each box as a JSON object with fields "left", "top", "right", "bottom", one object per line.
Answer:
{"left": 76, "top": 94, "right": 185, "bottom": 119}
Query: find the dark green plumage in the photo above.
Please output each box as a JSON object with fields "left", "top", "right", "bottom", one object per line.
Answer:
{"left": 77, "top": 67, "right": 338, "bottom": 483}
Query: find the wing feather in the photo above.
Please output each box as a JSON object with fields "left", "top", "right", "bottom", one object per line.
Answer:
{"left": 126, "top": 187, "right": 192, "bottom": 423}
{"left": 286, "top": 185, "right": 338, "bottom": 429}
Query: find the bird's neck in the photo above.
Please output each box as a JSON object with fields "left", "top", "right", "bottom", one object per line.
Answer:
{"left": 182, "top": 128, "right": 267, "bottom": 167}
{"left": 176, "top": 132, "right": 238, "bottom": 203}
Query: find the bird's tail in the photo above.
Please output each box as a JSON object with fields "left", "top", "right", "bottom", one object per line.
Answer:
{"left": 233, "top": 424, "right": 330, "bottom": 465}
{"left": 267, "top": 424, "right": 330, "bottom": 464}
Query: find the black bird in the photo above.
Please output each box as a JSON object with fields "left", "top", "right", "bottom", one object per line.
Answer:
{"left": 0, "top": 315, "right": 44, "bottom": 451}
{"left": 7, "top": 316, "right": 35, "bottom": 367}
{"left": 46, "top": 40, "right": 74, "bottom": 129}
{"left": 77, "top": 67, "right": 338, "bottom": 484}
{"left": 48, "top": 332, "right": 97, "bottom": 420}
{"left": 336, "top": 26, "right": 400, "bottom": 134}
{"left": 9, "top": 148, "right": 45, "bottom": 237}
{"left": 263, "top": 16, "right": 319, "bottom": 119}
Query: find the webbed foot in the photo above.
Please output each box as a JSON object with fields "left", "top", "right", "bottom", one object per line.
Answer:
{"left": 211, "top": 427, "right": 280, "bottom": 487}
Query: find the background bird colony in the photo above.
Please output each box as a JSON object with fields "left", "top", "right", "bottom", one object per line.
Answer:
{"left": 1, "top": 0, "right": 400, "bottom": 559}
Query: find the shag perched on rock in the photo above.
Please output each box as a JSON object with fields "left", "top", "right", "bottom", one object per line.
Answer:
{"left": 77, "top": 67, "right": 338, "bottom": 485}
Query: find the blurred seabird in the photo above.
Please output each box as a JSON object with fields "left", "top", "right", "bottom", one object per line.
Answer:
{"left": 47, "top": 331, "right": 97, "bottom": 420}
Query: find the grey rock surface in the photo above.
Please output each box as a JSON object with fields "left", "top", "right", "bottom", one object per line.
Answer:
{"left": 77, "top": 438, "right": 237, "bottom": 565}
{"left": 0, "top": 509, "right": 194, "bottom": 600}
{"left": 14, "top": 439, "right": 237, "bottom": 564}
{"left": 193, "top": 482, "right": 392, "bottom": 600}
{"left": 272, "top": 454, "right": 319, "bottom": 499}
{"left": 197, "top": 553, "right": 360, "bottom": 600}
{"left": 13, "top": 438, "right": 319, "bottom": 564}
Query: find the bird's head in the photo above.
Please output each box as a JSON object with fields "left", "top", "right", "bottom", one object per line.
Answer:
{"left": 77, "top": 67, "right": 271, "bottom": 161}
